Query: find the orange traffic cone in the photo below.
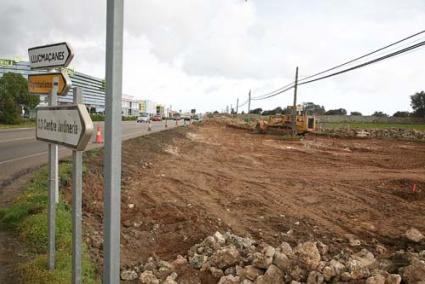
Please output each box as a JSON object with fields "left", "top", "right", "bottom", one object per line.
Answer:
{"left": 95, "top": 126, "right": 103, "bottom": 144}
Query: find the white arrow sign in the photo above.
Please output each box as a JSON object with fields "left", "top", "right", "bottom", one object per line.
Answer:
{"left": 36, "top": 104, "right": 93, "bottom": 151}
{"left": 28, "top": 42, "right": 74, "bottom": 69}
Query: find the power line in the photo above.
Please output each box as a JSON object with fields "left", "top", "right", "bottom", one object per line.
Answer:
{"left": 251, "top": 81, "right": 294, "bottom": 100}
{"left": 251, "top": 84, "right": 294, "bottom": 100}
{"left": 298, "top": 39, "right": 425, "bottom": 86}
{"left": 298, "top": 29, "right": 425, "bottom": 82}
{"left": 249, "top": 29, "right": 425, "bottom": 101}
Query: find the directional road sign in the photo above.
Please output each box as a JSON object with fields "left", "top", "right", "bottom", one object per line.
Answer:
{"left": 28, "top": 72, "right": 71, "bottom": 96}
{"left": 28, "top": 42, "right": 74, "bottom": 69}
{"left": 36, "top": 104, "right": 94, "bottom": 151}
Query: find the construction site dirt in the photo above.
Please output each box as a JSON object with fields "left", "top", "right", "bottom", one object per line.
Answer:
{"left": 65, "top": 119, "right": 425, "bottom": 278}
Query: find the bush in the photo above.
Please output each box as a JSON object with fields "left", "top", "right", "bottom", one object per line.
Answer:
{"left": 325, "top": 108, "right": 347, "bottom": 115}
{"left": 122, "top": 116, "right": 138, "bottom": 121}
{"left": 90, "top": 114, "right": 104, "bottom": 121}
{"left": 393, "top": 111, "right": 410, "bottom": 118}
{"left": 350, "top": 111, "right": 362, "bottom": 116}
{"left": 0, "top": 163, "right": 98, "bottom": 283}
{"left": 372, "top": 111, "right": 388, "bottom": 117}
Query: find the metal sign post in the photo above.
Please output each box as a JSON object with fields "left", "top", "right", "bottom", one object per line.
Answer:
{"left": 28, "top": 42, "right": 74, "bottom": 69}
{"left": 28, "top": 42, "right": 78, "bottom": 273}
{"left": 48, "top": 77, "right": 59, "bottom": 270}
{"left": 72, "top": 87, "right": 83, "bottom": 284}
{"left": 28, "top": 72, "right": 72, "bottom": 96}
{"left": 104, "top": 0, "right": 124, "bottom": 282}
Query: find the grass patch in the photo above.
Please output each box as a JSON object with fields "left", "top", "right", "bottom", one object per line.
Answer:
{"left": 0, "top": 120, "right": 35, "bottom": 129}
{"left": 319, "top": 122, "right": 425, "bottom": 130}
{"left": 0, "top": 162, "right": 99, "bottom": 284}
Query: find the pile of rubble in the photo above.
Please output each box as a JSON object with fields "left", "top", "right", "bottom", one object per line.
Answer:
{"left": 316, "top": 127, "right": 425, "bottom": 141}
{"left": 206, "top": 116, "right": 257, "bottom": 130}
{"left": 120, "top": 229, "right": 425, "bottom": 283}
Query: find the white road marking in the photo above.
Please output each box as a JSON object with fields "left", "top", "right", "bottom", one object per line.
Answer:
{"left": 0, "top": 137, "right": 35, "bottom": 144}
{"left": 0, "top": 151, "right": 49, "bottom": 165}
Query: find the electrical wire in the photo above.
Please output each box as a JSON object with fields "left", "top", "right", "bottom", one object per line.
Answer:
{"left": 298, "top": 39, "right": 425, "bottom": 86}
{"left": 298, "top": 29, "right": 425, "bottom": 82}
{"left": 249, "top": 29, "right": 425, "bottom": 101}
{"left": 251, "top": 84, "right": 294, "bottom": 100}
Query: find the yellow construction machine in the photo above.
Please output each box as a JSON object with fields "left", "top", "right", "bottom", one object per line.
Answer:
{"left": 255, "top": 105, "right": 316, "bottom": 135}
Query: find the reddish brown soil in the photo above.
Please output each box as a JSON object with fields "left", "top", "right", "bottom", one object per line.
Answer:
{"left": 70, "top": 120, "right": 425, "bottom": 276}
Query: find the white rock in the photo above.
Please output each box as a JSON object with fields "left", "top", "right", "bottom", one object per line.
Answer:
{"left": 351, "top": 249, "right": 375, "bottom": 268}
{"left": 365, "top": 274, "right": 385, "bottom": 284}
{"left": 255, "top": 265, "right": 283, "bottom": 284}
{"left": 236, "top": 265, "right": 264, "bottom": 281}
{"left": 211, "top": 246, "right": 241, "bottom": 269}
{"left": 307, "top": 271, "right": 324, "bottom": 284}
{"left": 189, "top": 253, "right": 208, "bottom": 269}
{"left": 385, "top": 274, "right": 401, "bottom": 284}
{"left": 294, "top": 241, "right": 321, "bottom": 270}
{"left": 120, "top": 269, "right": 138, "bottom": 280}
{"left": 218, "top": 275, "right": 241, "bottom": 284}
{"left": 214, "top": 231, "right": 226, "bottom": 245}
{"left": 405, "top": 227, "right": 424, "bottom": 243}
{"left": 273, "top": 251, "right": 291, "bottom": 272}
{"left": 252, "top": 245, "right": 275, "bottom": 269}
{"left": 278, "top": 242, "right": 293, "bottom": 256}
{"left": 139, "top": 270, "right": 159, "bottom": 284}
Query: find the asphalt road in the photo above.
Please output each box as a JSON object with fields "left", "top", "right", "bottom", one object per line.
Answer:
{"left": 0, "top": 120, "right": 187, "bottom": 186}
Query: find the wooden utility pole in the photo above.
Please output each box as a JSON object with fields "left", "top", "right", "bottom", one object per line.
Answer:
{"left": 292, "top": 67, "right": 299, "bottom": 136}
{"left": 248, "top": 90, "right": 251, "bottom": 113}
{"left": 236, "top": 98, "right": 239, "bottom": 114}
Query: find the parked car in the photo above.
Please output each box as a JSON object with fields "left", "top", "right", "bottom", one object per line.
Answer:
{"left": 137, "top": 113, "right": 150, "bottom": 123}
{"left": 181, "top": 114, "right": 191, "bottom": 121}
{"left": 152, "top": 114, "right": 162, "bottom": 121}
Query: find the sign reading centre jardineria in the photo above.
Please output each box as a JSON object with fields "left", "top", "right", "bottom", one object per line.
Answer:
{"left": 36, "top": 105, "right": 93, "bottom": 151}
{"left": 28, "top": 42, "right": 74, "bottom": 69}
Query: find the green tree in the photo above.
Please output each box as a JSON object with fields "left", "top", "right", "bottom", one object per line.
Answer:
{"left": 325, "top": 108, "right": 347, "bottom": 115}
{"left": 411, "top": 91, "right": 425, "bottom": 118}
{"left": 0, "top": 72, "right": 39, "bottom": 124}
{"left": 262, "top": 107, "right": 283, "bottom": 116}
{"left": 372, "top": 111, "right": 388, "bottom": 117}
{"left": 392, "top": 111, "right": 410, "bottom": 118}
{"left": 303, "top": 102, "right": 326, "bottom": 115}
{"left": 249, "top": 108, "right": 262, "bottom": 114}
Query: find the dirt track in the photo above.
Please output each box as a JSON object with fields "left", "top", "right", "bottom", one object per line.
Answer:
{"left": 72, "top": 120, "right": 425, "bottom": 273}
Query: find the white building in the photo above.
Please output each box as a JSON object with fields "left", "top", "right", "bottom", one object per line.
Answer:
{"left": 122, "top": 95, "right": 140, "bottom": 116}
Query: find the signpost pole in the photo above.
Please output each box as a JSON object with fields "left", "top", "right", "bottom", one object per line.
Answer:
{"left": 104, "top": 0, "right": 124, "bottom": 283}
{"left": 48, "top": 76, "right": 59, "bottom": 270}
{"left": 72, "top": 87, "right": 83, "bottom": 284}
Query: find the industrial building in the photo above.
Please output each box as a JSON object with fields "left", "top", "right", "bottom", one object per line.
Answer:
{"left": 0, "top": 58, "right": 142, "bottom": 116}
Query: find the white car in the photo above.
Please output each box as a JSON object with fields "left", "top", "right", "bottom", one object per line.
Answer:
{"left": 137, "top": 114, "right": 150, "bottom": 123}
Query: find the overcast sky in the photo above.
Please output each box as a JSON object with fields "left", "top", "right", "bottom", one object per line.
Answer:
{"left": 1, "top": 0, "right": 424, "bottom": 114}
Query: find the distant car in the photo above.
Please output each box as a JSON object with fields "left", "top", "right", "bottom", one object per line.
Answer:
{"left": 193, "top": 115, "right": 200, "bottom": 120}
{"left": 181, "top": 115, "right": 191, "bottom": 121}
{"left": 173, "top": 114, "right": 181, "bottom": 120}
{"left": 137, "top": 114, "right": 149, "bottom": 123}
{"left": 152, "top": 114, "right": 162, "bottom": 121}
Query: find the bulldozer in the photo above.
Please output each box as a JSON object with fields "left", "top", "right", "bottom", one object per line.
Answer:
{"left": 255, "top": 105, "right": 316, "bottom": 135}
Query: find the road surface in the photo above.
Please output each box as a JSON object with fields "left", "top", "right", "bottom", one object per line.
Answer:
{"left": 0, "top": 120, "right": 188, "bottom": 186}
